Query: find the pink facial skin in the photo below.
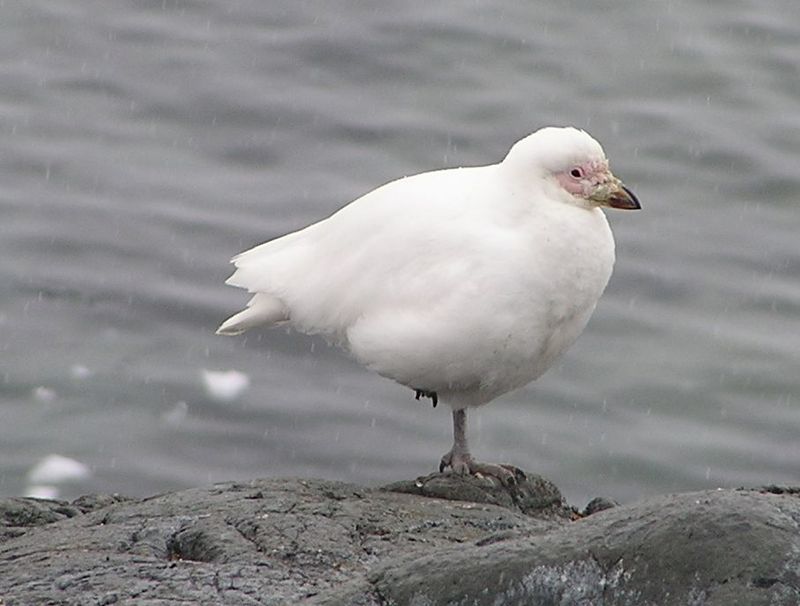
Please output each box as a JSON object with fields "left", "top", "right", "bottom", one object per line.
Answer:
{"left": 555, "top": 158, "right": 611, "bottom": 198}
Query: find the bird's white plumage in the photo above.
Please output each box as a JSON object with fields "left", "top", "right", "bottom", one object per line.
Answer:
{"left": 219, "top": 127, "right": 619, "bottom": 410}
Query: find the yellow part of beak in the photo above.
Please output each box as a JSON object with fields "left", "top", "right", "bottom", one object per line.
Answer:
{"left": 591, "top": 178, "right": 641, "bottom": 210}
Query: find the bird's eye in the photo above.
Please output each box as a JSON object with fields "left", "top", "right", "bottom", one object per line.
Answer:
{"left": 570, "top": 167, "right": 584, "bottom": 179}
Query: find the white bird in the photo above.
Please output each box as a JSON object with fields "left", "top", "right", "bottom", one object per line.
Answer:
{"left": 218, "top": 127, "right": 640, "bottom": 483}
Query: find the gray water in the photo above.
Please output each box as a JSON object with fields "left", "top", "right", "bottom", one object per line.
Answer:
{"left": 1, "top": 0, "right": 799, "bottom": 507}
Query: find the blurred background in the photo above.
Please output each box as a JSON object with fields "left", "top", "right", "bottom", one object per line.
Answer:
{"left": 1, "top": 0, "right": 798, "bottom": 507}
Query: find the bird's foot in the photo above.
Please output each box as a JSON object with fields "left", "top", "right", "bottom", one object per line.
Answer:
{"left": 414, "top": 388, "right": 438, "bottom": 408}
{"left": 439, "top": 450, "right": 523, "bottom": 486}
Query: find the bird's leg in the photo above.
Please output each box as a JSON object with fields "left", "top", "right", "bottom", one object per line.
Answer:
{"left": 439, "top": 408, "right": 521, "bottom": 485}
{"left": 439, "top": 408, "right": 472, "bottom": 474}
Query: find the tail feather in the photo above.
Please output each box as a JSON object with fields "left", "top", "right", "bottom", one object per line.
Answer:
{"left": 216, "top": 294, "right": 289, "bottom": 336}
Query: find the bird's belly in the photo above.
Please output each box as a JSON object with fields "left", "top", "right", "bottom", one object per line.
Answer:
{"left": 469, "top": 292, "right": 598, "bottom": 395}
{"left": 346, "top": 207, "right": 615, "bottom": 407}
{"left": 346, "top": 275, "right": 603, "bottom": 407}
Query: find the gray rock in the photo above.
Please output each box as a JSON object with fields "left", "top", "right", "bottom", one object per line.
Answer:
{"left": 0, "top": 475, "right": 798, "bottom": 605}
{"left": 354, "top": 487, "right": 800, "bottom": 606}
{"left": 384, "top": 467, "right": 573, "bottom": 520}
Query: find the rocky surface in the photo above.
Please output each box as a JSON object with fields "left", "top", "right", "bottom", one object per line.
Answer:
{"left": 0, "top": 473, "right": 798, "bottom": 605}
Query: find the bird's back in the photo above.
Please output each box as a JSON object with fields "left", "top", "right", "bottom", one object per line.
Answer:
{"left": 222, "top": 164, "right": 502, "bottom": 338}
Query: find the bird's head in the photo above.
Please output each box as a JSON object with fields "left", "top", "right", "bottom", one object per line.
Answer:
{"left": 503, "top": 126, "right": 641, "bottom": 211}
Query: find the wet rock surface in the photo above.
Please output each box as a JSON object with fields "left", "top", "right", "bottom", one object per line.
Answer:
{"left": 0, "top": 474, "right": 798, "bottom": 605}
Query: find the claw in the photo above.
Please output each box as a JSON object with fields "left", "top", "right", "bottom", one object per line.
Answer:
{"left": 413, "top": 389, "right": 438, "bottom": 408}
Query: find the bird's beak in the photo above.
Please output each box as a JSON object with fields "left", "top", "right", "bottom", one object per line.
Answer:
{"left": 591, "top": 177, "right": 641, "bottom": 210}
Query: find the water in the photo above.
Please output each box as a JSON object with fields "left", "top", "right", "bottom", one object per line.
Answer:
{"left": 1, "top": 0, "right": 798, "bottom": 507}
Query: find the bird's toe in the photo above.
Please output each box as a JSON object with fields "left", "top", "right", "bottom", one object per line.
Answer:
{"left": 439, "top": 451, "right": 518, "bottom": 484}
{"left": 439, "top": 449, "right": 470, "bottom": 475}
{"left": 467, "top": 462, "right": 521, "bottom": 486}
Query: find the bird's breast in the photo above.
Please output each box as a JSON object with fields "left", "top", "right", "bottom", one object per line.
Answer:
{"left": 467, "top": 207, "right": 616, "bottom": 392}
{"left": 345, "top": 204, "right": 616, "bottom": 405}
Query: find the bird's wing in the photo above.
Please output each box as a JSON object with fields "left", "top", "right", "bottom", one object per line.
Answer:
{"left": 220, "top": 164, "right": 511, "bottom": 337}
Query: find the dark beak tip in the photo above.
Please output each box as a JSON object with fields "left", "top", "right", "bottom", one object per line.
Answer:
{"left": 610, "top": 185, "right": 641, "bottom": 210}
{"left": 623, "top": 185, "right": 642, "bottom": 209}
